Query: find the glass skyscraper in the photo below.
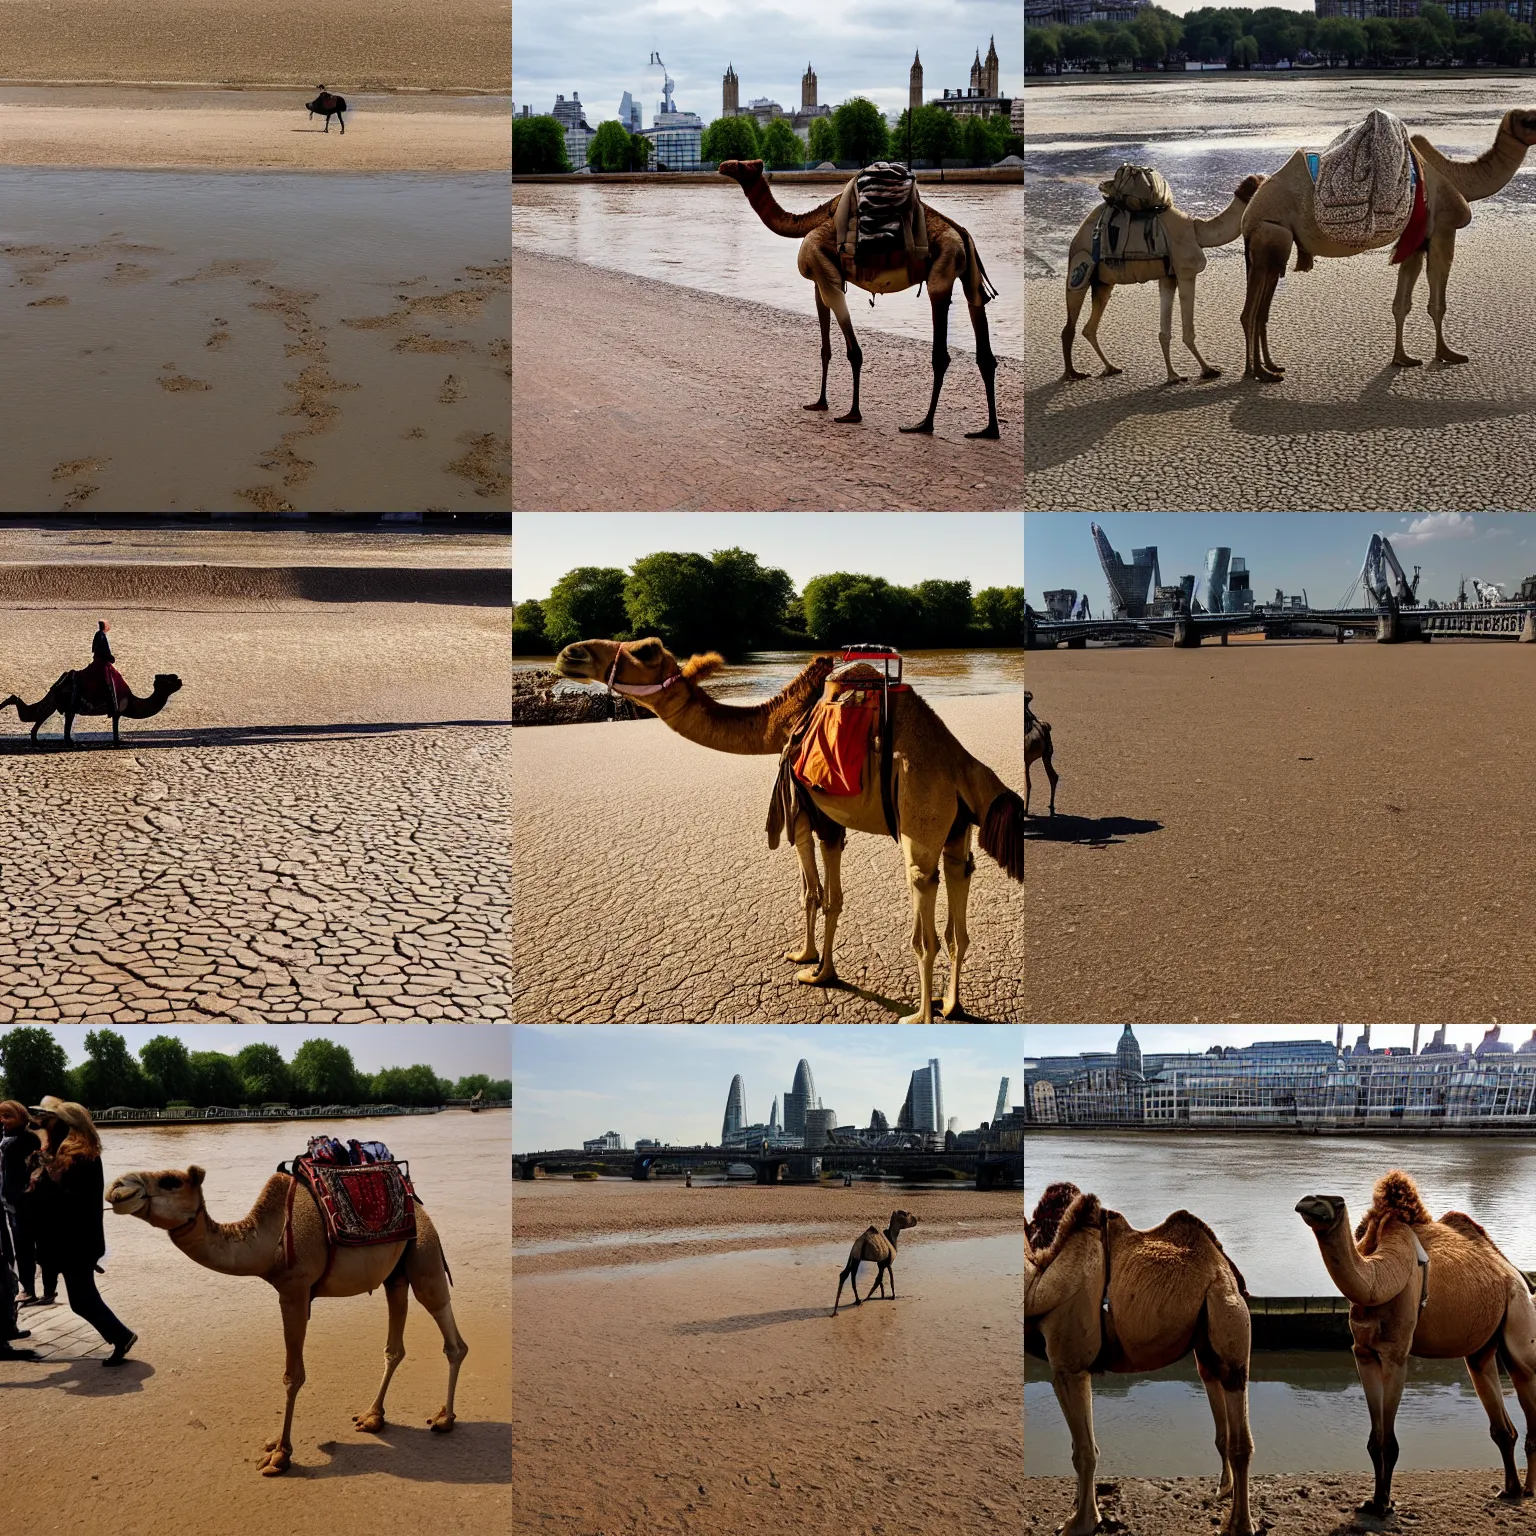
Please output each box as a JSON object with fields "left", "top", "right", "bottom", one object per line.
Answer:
{"left": 722, "top": 1074, "right": 746, "bottom": 1142}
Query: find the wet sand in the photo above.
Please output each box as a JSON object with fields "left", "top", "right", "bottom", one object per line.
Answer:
{"left": 0, "top": 170, "right": 509, "bottom": 511}
{"left": 0, "top": 87, "right": 510, "bottom": 171}
{"left": 0, "top": 1112, "right": 510, "bottom": 1533}
{"left": 511, "top": 692, "right": 1024, "bottom": 1022}
{"left": 1026, "top": 1473, "right": 1536, "bottom": 1535}
{"left": 514, "top": 1182, "right": 1022, "bottom": 1534}
{"left": 512, "top": 250, "right": 1023, "bottom": 512}
{"left": 1024, "top": 641, "right": 1536, "bottom": 1022}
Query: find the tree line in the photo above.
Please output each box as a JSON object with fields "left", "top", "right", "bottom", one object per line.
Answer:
{"left": 513, "top": 547, "right": 1025, "bottom": 658}
{"left": 0, "top": 1028, "right": 511, "bottom": 1111}
{"left": 1027, "top": 3, "right": 1536, "bottom": 71}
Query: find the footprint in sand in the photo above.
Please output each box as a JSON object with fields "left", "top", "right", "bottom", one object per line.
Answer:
{"left": 233, "top": 485, "right": 295, "bottom": 512}
{"left": 59, "top": 483, "right": 100, "bottom": 509}
{"left": 105, "top": 263, "right": 152, "bottom": 284}
{"left": 159, "top": 369, "right": 212, "bottom": 393}
{"left": 403, "top": 426, "right": 426, "bottom": 439}
{"left": 27, "top": 295, "right": 68, "bottom": 307}
{"left": 438, "top": 375, "right": 464, "bottom": 404}
{"left": 51, "top": 457, "right": 109, "bottom": 481}
{"left": 446, "top": 432, "right": 511, "bottom": 499}
{"left": 205, "top": 330, "right": 231, "bottom": 351}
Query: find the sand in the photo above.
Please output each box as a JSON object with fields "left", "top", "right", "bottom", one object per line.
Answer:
{"left": 511, "top": 692, "right": 1024, "bottom": 1023}
{"left": 0, "top": 1111, "right": 510, "bottom": 1532}
{"left": 512, "top": 250, "right": 1023, "bottom": 512}
{"left": 0, "top": 0, "right": 508, "bottom": 92}
{"left": 1024, "top": 639, "right": 1536, "bottom": 1023}
{"left": 0, "top": 87, "right": 510, "bottom": 171}
{"left": 513, "top": 1180, "right": 1023, "bottom": 1534}
{"left": 1026, "top": 1472, "right": 1536, "bottom": 1534}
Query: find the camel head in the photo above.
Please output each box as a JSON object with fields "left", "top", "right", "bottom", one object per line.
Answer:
{"left": 717, "top": 159, "right": 764, "bottom": 189}
{"left": 153, "top": 673, "right": 184, "bottom": 699}
{"left": 1295, "top": 1193, "right": 1347, "bottom": 1232}
{"left": 1234, "top": 173, "right": 1266, "bottom": 203}
{"left": 888, "top": 1209, "right": 918, "bottom": 1236}
{"left": 553, "top": 638, "right": 724, "bottom": 712}
{"left": 108, "top": 1165, "right": 205, "bottom": 1228}
{"left": 1507, "top": 109, "right": 1536, "bottom": 147}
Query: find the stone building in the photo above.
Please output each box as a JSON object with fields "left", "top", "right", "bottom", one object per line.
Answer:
{"left": 722, "top": 63, "right": 739, "bottom": 118}
{"left": 910, "top": 51, "right": 924, "bottom": 112}
{"left": 801, "top": 63, "right": 818, "bottom": 112}
{"left": 931, "top": 37, "right": 1013, "bottom": 122}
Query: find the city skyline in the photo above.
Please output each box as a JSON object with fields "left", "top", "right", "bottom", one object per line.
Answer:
{"left": 1024, "top": 1023, "right": 1536, "bottom": 1060}
{"left": 1026, "top": 512, "right": 1536, "bottom": 613}
{"left": 512, "top": 0, "right": 1021, "bottom": 126}
{"left": 513, "top": 1024, "right": 1021, "bottom": 1150}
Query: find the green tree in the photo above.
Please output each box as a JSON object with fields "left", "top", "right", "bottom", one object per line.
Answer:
{"left": 541, "top": 567, "right": 629, "bottom": 650}
{"left": 452, "top": 1074, "right": 512, "bottom": 1099}
{"left": 1420, "top": 1, "right": 1456, "bottom": 56}
{"left": 236, "top": 1042, "right": 292, "bottom": 1105}
{"left": 1315, "top": 15, "right": 1366, "bottom": 64}
{"left": 892, "top": 105, "right": 960, "bottom": 163}
{"left": 807, "top": 115, "right": 836, "bottom": 162}
{"left": 512, "top": 115, "right": 570, "bottom": 175}
{"left": 1362, "top": 16, "right": 1393, "bottom": 63}
{"left": 370, "top": 1064, "right": 447, "bottom": 1107}
{"left": 801, "top": 572, "right": 917, "bottom": 646}
{"left": 139, "top": 1034, "right": 194, "bottom": 1105}
{"left": 831, "top": 97, "right": 888, "bottom": 164}
{"left": 1028, "top": 26, "right": 1062, "bottom": 73}
{"left": 708, "top": 548, "right": 795, "bottom": 657}
{"left": 630, "top": 131, "right": 652, "bottom": 169}
{"left": 700, "top": 114, "right": 760, "bottom": 163}
{"left": 1106, "top": 27, "right": 1138, "bottom": 67}
{"left": 513, "top": 598, "right": 551, "bottom": 655}
{"left": 290, "top": 1038, "right": 361, "bottom": 1104}
{"left": 623, "top": 551, "right": 718, "bottom": 656}
{"left": 1229, "top": 34, "right": 1260, "bottom": 67}
{"left": 973, "top": 586, "right": 1025, "bottom": 646}
{"left": 758, "top": 118, "right": 804, "bottom": 170}
{"left": 913, "top": 580, "right": 975, "bottom": 646}
{"left": 959, "top": 115, "right": 998, "bottom": 166}
{"left": 589, "top": 119, "right": 641, "bottom": 171}
{"left": 0, "top": 1026, "right": 69, "bottom": 1107}
{"left": 188, "top": 1051, "right": 244, "bottom": 1107}
{"left": 75, "top": 1028, "right": 147, "bottom": 1108}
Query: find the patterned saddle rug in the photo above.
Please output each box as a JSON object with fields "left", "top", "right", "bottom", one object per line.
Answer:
{"left": 63, "top": 663, "right": 129, "bottom": 715}
{"left": 1307, "top": 110, "right": 1416, "bottom": 248}
{"left": 281, "top": 1138, "right": 418, "bottom": 1282}
{"left": 834, "top": 164, "right": 928, "bottom": 282}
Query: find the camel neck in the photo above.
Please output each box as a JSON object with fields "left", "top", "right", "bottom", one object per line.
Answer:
{"left": 1447, "top": 118, "right": 1529, "bottom": 202}
{"left": 171, "top": 1183, "right": 287, "bottom": 1277}
{"left": 1312, "top": 1213, "right": 1416, "bottom": 1306}
{"left": 739, "top": 176, "right": 837, "bottom": 239}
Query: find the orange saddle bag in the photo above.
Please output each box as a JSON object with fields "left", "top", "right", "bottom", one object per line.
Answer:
{"left": 793, "top": 692, "right": 879, "bottom": 797}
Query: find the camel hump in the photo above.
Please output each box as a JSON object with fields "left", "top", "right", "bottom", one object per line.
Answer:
{"left": 1033, "top": 1191, "right": 1103, "bottom": 1273}
{"left": 1161, "top": 1209, "right": 1228, "bottom": 1252}
{"left": 1372, "top": 1170, "right": 1432, "bottom": 1227}
{"left": 1028, "top": 1180, "right": 1083, "bottom": 1248}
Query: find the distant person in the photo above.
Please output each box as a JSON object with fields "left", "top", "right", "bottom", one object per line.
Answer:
{"left": 0, "top": 1102, "right": 37, "bottom": 1357}
{"left": 0, "top": 1100, "right": 42, "bottom": 1305}
{"left": 685, "top": 1172, "right": 692, "bottom": 1188}
{"left": 27, "top": 1097, "right": 136, "bottom": 1364}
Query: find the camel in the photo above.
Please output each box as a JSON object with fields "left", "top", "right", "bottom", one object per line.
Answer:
{"left": 1296, "top": 1169, "right": 1536, "bottom": 1517}
{"left": 0, "top": 670, "right": 181, "bottom": 747}
{"left": 552, "top": 638, "right": 1025, "bottom": 1023}
{"left": 307, "top": 88, "right": 347, "bottom": 133}
{"left": 1026, "top": 1182, "right": 1255, "bottom": 1536}
{"left": 1024, "top": 690, "right": 1056, "bottom": 816}
{"left": 1242, "top": 109, "right": 1536, "bottom": 380}
{"left": 1064, "top": 174, "right": 1265, "bottom": 383}
{"left": 833, "top": 1209, "right": 918, "bottom": 1314}
{"left": 107, "top": 1163, "right": 467, "bottom": 1477}
{"left": 717, "top": 158, "right": 1000, "bottom": 437}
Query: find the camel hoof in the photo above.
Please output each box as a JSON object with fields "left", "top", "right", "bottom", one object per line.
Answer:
{"left": 352, "top": 1410, "right": 386, "bottom": 1434}
{"left": 803, "top": 401, "right": 828, "bottom": 411}
{"left": 1357, "top": 1499, "right": 1393, "bottom": 1517}
{"left": 1437, "top": 350, "right": 1469, "bottom": 366}
{"left": 1201, "top": 366, "right": 1223, "bottom": 379}
{"left": 795, "top": 965, "right": 836, "bottom": 986}
{"left": 898, "top": 421, "right": 934, "bottom": 434}
{"left": 897, "top": 1011, "right": 932, "bottom": 1024}
{"left": 428, "top": 1408, "right": 455, "bottom": 1434}
{"left": 1060, "top": 368, "right": 1089, "bottom": 381}
{"left": 964, "top": 424, "right": 1000, "bottom": 439}
{"left": 784, "top": 947, "right": 818, "bottom": 964}
{"left": 1499, "top": 1488, "right": 1525, "bottom": 1505}
{"left": 1164, "top": 375, "right": 1187, "bottom": 386}
{"left": 833, "top": 411, "right": 862, "bottom": 424}
{"left": 258, "top": 1443, "right": 291, "bottom": 1476}
{"left": 940, "top": 1000, "right": 966, "bottom": 1020}
{"left": 1099, "top": 365, "right": 1122, "bottom": 377}
{"left": 1394, "top": 354, "right": 1422, "bottom": 368}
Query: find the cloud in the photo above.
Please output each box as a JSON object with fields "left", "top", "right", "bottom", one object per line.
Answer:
{"left": 1393, "top": 512, "right": 1480, "bottom": 547}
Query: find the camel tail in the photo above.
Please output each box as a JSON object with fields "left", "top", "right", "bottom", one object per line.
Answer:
{"left": 957, "top": 221, "right": 997, "bottom": 305}
{"left": 978, "top": 787, "right": 1024, "bottom": 883}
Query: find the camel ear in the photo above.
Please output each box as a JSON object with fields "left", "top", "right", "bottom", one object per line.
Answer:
{"left": 187, "top": 1165, "right": 205, "bottom": 1188}
{"left": 681, "top": 652, "right": 725, "bottom": 682}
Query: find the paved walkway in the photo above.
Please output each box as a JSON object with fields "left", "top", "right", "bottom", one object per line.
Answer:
{"left": 11, "top": 1295, "right": 112, "bottom": 1361}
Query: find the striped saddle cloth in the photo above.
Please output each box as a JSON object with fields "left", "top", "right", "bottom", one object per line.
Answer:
{"left": 1306, "top": 110, "right": 1415, "bottom": 247}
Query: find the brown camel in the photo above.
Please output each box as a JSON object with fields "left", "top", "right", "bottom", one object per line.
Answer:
{"left": 553, "top": 638, "right": 1024, "bottom": 1022}
{"left": 1026, "top": 1182, "right": 1255, "bottom": 1536}
{"left": 1063, "top": 173, "right": 1264, "bottom": 383}
{"left": 1241, "top": 109, "right": 1536, "bottom": 380}
{"left": 0, "top": 669, "right": 181, "bottom": 747}
{"left": 717, "top": 158, "right": 999, "bottom": 437}
{"left": 1024, "top": 690, "right": 1057, "bottom": 816}
{"left": 1297, "top": 1170, "right": 1536, "bottom": 1518}
{"left": 107, "top": 1163, "right": 467, "bottom": 1476}
{"left": 833, "top": 1209, "right": 918, "bottom": 1314}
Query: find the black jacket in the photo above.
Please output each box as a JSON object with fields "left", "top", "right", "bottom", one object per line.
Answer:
{"left": 0, "top": 1126, "right": 39, "bottom": 1205}
{"left": 30, "top": 1150, "right": 106, "bottom": 1268}
{"left": 92, "top": 629, "right": 114, "bottom": 665}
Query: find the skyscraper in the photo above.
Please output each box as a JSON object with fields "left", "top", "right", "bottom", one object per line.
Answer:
{"left": 769, "top": 1095, "right": 780, "bottom": 1133}
{"left": 908, "top": 1058, "right": 944, "bottom": 1134}
{"left": 784, "top": 1058, "right": 817, "bottom": 1138}
{"left": 1116, "top": 1026, "right": 1142, "bottom": 1079}
{"left": 909, "top": 51, "right": 923, "bottom": 113}
{"left": 722, "top": 1074, "right": 746, "bottom": 1141}
{"left": 1199, "top": 548, "right": 1232, "bottom": 614}
{"left": 1091, "top": 522, "right": 1160, "bottom": 618}
{"left": 993, "top": 1077, "right": 1009, "bottom": 1124}
{"left": 722, "top": 64, "right": 739, "bottom": 119}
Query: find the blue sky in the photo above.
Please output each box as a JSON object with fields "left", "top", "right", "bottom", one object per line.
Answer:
{"left": 513, "top": 512, "right": 1023, "bottom": 603}
{"left": 513, "top": 1024, "right": 1023, "bottom": 1149}
{"left": 1026, "top": 512, "right": 1536, "bottom": 612}
{"left": 512, "top": 0, "right": 1021, "bottom": 126}
{"left": 1024, "top": 1024, "right": 1530, "bottom": 1059}
{"left": 36, "top": 1025, "right": 510, "bottom": 1080}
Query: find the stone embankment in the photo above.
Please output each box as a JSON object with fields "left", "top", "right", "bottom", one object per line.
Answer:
{"left": 512, "top": 669, "right": 644, "bottom": 726}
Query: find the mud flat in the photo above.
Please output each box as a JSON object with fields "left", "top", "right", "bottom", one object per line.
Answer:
{"left": 514, "top": 1184, "right": 1022, "bottom": 1534}
{"left": 1024, "top": 642, "right": 1536, "bottom": 1023}
{"left": 511, "top": 691, "right": 1024, "bottom": 1022}
{"left": 0, "top": 1112, "right": 510, "bottom": 1533}
{"left": 511, "top": 251, "right": 1022, "bottom": 512}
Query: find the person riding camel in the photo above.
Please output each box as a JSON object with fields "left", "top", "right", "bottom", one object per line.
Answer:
{"left": 83, "top": 621, "right": 128, "bottom": 714}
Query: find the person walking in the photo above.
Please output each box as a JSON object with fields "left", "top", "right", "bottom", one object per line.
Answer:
{"left": 0, "top": 1100, "right": 41, "bottom": 1305}
{"left": 27, "top": 1097, "right": 136, "bottom": 1365}
{"left": 0, "top": 1102, "right": 37, "bottom": 1358}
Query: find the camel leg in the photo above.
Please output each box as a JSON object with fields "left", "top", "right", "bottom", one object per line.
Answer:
{"left": 1080, "top": 281, "right": 1120, "bottom": 376}
{"left": 834, "top": 1258, "right": 862, "bottom": 1313}
{"left": 1179, "top": 273, "right": 1222, "bottom": 379}
{"left": 1353, "top": 1345, "right": 1405, "bottom": 1516}
{"left": 110, "top": 713, "right": 121, "bottom": 747}
{"left": 963, "top": 298, "right": 1000, "bottom": 438}
{"left": 805, "top": 287, "right": 832, "bottom": 410}
{"left": 1242, "top": 225, "right": 1290, "bottom": 382}
{"left": 1050, "top": 1366, "right": 1102, "bottom": 1536}
{"left": 899, "top": 287, "right": 952, "bottom": 435}
{"left": 259, "top": 1290, "right": 309, "bottom": 1475}
{"left": 407, "top": 1236, "right": 468, "bottom": 1432}
{"left": 1467, "top": 1340, "right": 1523, "bottom": 1502}
{"left": 1195, "top": 1357, "right": 1233, "bottom": 1495}
{"left": 62, "top": 709, "right": 76, "bottom": 748}
{"left": 1196, "top": 1299, "right": 1255, "bottom": 1535}
{"left": 897, "top": 837, "right": 942, "bottom": 1024}
{"left": 1255, "top": 259, "right": 1287, "bottom": 379}
{"left": 797, "top": 835, "right": 842, "bottom": 986}
{"left": 1391, "top": 245, "right": 1426, "bottom": 367}
{"left": 1158, "top": 275, "right": 1184, "bottom": 384}
{"left": 1061, "top": 276, "right": 1092, "bottom": 380}
{"left": 352, "top": 1273, "right": 409, "bottom": 1433}
{"left": 1426, "top": 227, "right": 1468, "bottom": 365}
{"left": 817, "top": 281, "right": 863, "bottom": 424}
{"left": 939, "top": 828, "right": 974, "bottom": 1020}
{"left": 784, "top": 817, "right": 822, "bottom": 964}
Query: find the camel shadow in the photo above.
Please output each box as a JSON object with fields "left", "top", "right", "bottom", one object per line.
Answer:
{"left": 0, "top": 719, "right": 509, "bottom": 754}
{"left": 1, "top": 1358, "right": 154, "bottom": 1394}
{"left": 806, "top": 977, "right": 1000, "bottom": 1024}
{"left": 675, "top": 1307, "right": 830, "bottom": 1335}
{"left": 306, "top": 1420, "right": 512, "bottom": 1483}
{"left": 1024, "top": 813, "right": 1163, "bottom": 849}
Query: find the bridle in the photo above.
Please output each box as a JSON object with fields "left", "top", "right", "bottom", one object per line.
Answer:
{"left": 165, "top": 1190, "right": 205, "bottom": 1239}
{"left": 604, "top": 643, "right": 684, "bottom": 698}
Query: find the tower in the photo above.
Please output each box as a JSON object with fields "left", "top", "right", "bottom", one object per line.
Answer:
{"left": 1116, "top": 1026, "right": 1141, "bottom": 1079}
{"left": 723, "top": 63, "right": 738, "bottom": 118}
{"left": 909, "top": 50, "right": 923, "bottom": 113}
{"left": 993, "top": 1077, "right": 1009, "bottom": 1124}
{"left": 985, "top": 35, "right": 999, "bottom": 98}
{"left": 801, "top": 62, "right": 817, "bottom": 112}
{"left": 970, "top": 49, "right": 983, "bottom": 94}
{"left": 722, "top": 1074, "right": 746, "bottom": 1141}
{"left": 768, "top": 1095, "right": 779, "bottom": 1133}
{"left": 784, "top": 1058, "right": 817, "bottom": 1138}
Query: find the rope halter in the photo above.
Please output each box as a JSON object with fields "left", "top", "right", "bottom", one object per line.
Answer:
{"left": 604, "top": 642, "right": 684, "bottom": 698}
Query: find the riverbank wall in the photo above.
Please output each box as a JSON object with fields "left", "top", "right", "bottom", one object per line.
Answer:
{"left": 0, "top": 563, "right": 510, "bottom": 604}
{"left": 1024, "top": 1122, "right": 1536, "bottom": 1136}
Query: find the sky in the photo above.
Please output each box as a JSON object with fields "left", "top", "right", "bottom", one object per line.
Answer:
{"left": 1026, "top": 512, "right": 1536, "bottom": 612}
{"left": 1024, "top": 1023, "right": 1534, "bottom": 1059}
{"left": 511, "top": 0, "right": 1022, "bottom": 126}
{"left": 34, "top": 1025, "right": 511, "bottom": 1080}
{"left": 513, "top": 512, "right": 1023, "bottom": 603}
{"left": 512, "top": 1024, "right": 1023, "bottom": 1149}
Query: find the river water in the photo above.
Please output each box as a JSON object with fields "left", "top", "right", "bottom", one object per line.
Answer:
{"left": 513, "top": 180, "right": 1023, "bottom": 357}
{"left": 1026, "top": 1130, "right": 1536, "bottom": 1473}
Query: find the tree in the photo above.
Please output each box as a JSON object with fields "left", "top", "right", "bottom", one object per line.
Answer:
{"left": 959, "top": 116, "right": 997, "bottom": 166}
{"left": 513, "top": 598, "right": 551, "bottom": 656}
{"left": 541, "top": 567, "right": 628, "bottom": 650}
{"left": 76, "top": 1028, "right": 147, "bottom": 1108}
{"left": 1028, "top": 26, "right": 1062, "bottom": 73}
{"left": 807, "top": 115, "right": 836, "bottom": 163}
{"left": 452, "top": 1073, "right": 511, "bottom": 1099}
{"left": 707, "top": 548, "right": 795, "bottom": 656}
{"left": 1362, "top": 16, "right": 1393, "bottom": 63}
{"left": 758, "top": 118, "right": 804, "bottom": 170}
{"left": 589, "top": 119, "right": 640, "bottom": 172}
{"left": 973, "top": 586, "right": 1025, "bottom": 646}
{"left": 630, "top": 132, "right": 652, "bottom": 169}
{"left": 623, "top": 551, "right": 719, "bottom": 656}
{"left": 831, "top": 97, "right": 887, "bottom": 165}
{"left": 139, "top": 1034, "right": 194, "bottom": 1105}
{"left": 236, "top": 1042, "right": 292, "bottom": 1105}
{"left": 700, "top": 114, "right": 759, "bottom": 163}
{"left": 801, "top": 572, "right": 916, "bottom": 646}
{"left": 370, "top": 1064, "right": 446, "bottom": 1107}
{"left": 892, "top": 105, "right": 960, "bottom": 164}
{"left": 290, "top": 1038, "right": 360, "bottom": 1104}
{"left": 188, "top": 1051, "right": 245, "bottom": 1107}
{"left": 1106, "top": 27, "right": 1138, "bottom": 68}
{"left": 913, "top": 580, "right": 975, "bottom": 646}
{"left": 0, "top": 1026, "right": 69, "bottom": 1107}
{"left": 512, "top": 115, "right": 570, "bottom": 175}
{"left": 1229, "top": 34, "right": 1260, "bottom": 67}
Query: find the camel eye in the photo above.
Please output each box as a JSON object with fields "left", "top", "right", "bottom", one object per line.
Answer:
{"left": 157, "top": 1176, "right": 182, "bottom": 1190}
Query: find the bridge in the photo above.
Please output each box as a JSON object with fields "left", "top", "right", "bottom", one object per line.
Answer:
{"left": 514, "top": 1143, "right": 1022, "bottom": 1189}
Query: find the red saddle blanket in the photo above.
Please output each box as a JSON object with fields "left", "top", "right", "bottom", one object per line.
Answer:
{"left": 68, "top": 663, "right": 129, "bottom": 714}
{"left": 284, "top": 1157, "right": 417, "bottom": 1266}
{"left": 793, "top": 696, "right": 878, "bottom": 797}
